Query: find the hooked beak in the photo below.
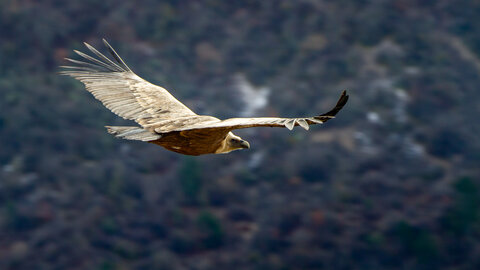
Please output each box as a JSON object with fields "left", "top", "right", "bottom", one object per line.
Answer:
{"left": 240, "top": 140, "right": 250, "bottom": 149}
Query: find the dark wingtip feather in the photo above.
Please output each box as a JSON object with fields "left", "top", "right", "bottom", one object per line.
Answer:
{"left": 314, "top": 90, "right": 349, "bottom": 122}
{"left": 325, "top": 90, "right": 349, "bottom": 116}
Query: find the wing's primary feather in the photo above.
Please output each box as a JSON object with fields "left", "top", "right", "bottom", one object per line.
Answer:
{"left": 60, "top": 40, "right": 196, "bottom": 130}
{"left": 102, "top": 39, "right": 131, "bottom": 72}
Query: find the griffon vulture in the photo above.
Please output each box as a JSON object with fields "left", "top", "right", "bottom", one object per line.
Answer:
{"left": 60, "top": 39, "right": 349, "bottom": 156}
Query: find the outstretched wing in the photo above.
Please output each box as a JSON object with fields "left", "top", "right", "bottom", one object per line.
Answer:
{"left": 60, "top": 39, "right": 196, "bottom": 129}
{"left": 170, "top": 90, "right": 349, "bottom": 132}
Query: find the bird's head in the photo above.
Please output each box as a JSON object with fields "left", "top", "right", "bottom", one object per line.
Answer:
{"left": 219, "top": 132, "right": 250, "bottom": 153}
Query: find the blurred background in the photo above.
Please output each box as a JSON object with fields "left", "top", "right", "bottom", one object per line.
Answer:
{"left": 1, "top": 0, "right": 480, "bottom": 269}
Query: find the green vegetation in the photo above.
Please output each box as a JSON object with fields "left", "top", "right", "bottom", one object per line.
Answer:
{"left": 196, "top": 211, "right": 225, "bottom": 249}
{"left": 179, "top": 157, "right": 203, "bottom": 205}
{"left": 442, "top": 177, "right": 480, "bottom": 235}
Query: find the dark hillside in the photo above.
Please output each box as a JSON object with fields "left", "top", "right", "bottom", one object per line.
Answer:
{"left": 1, "top": 1, "right": 480, "bottom": 269}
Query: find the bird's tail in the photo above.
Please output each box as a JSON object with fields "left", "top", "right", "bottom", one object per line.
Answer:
{"left": 105, "top": 126, "right": 161, "bottom": 141}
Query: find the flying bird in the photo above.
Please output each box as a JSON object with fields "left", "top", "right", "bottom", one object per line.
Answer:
{"left": 60, "top": 39, "right": 349, "bottom": 156}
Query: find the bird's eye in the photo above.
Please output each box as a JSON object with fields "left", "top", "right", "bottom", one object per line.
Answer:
{"left": 230, "top": 139, "right": 236, "bottom": 143}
